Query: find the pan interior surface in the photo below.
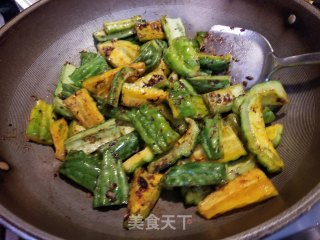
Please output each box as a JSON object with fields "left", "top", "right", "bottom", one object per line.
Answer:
{"left": 0, "top": 0, "right": 320, "bottom": 239}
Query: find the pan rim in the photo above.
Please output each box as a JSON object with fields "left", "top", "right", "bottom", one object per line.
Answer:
{"left": 0, "top": 0, "right": 49, "bottom": 39}
{"left": 0, "top": 0, "right": 319, "bottom": 239}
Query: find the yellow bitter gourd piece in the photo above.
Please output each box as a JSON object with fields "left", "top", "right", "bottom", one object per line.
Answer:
{"left": 50, "top": 118, "right": 69, "bottom": 160}
{"left": 121, "top": 83, "right": 168, "bottom": 107}
{"left": 97, "top": 40, "right": 140, "bottom": 67}
{"left": 82, "top": 62, "right": 145, "bottom": 99}
{"left": 197, "top": 168, "right": 278, "bottom": 219}
{"left": 217, "top": 125, "right": 247, "bottom": 163}
{"left": 124, "top": 167, "right": 163, "bottom": 228}
{"left": 64, "top": 88, "right": 104, "bottom": 128}
{"left": 135, "top": 21, "right": 165, "bottom": 42}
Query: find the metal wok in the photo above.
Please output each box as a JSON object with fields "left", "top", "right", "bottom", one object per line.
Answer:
{"left": 0, "top": 0, "right": 320, "bottom": 239}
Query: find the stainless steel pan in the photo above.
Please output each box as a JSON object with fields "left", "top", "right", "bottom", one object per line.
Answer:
{"left": 0, "top": 0, "right": 320, "bottom": 239}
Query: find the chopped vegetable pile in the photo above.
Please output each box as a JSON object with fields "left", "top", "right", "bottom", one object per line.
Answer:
{"left": 26, "top": 15, "right": 288, "bottom": 227}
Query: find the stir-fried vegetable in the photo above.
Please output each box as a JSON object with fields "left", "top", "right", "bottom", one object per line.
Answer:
{"left": 187, "top": 75, "right": 231, "bottom": 93}
{"left": 93, "top": 150, "right": 129, "bottom": 207}
{"left": 134, "top": 68, "right": 169, "bottom": 88}
{"left": 60, "top": 131, "right": 141, "bottom": 191}
{"left": 218, "top": 124, "right": 247, "bottom": 162}
{"left": 54, "top": 63, "right": 77, "bottom": 99}
{"left": 123, "top": 147, "right": 154, "bottom": 173}
{"left": 59, "top": 151, "right": 101, "bottom": 192}
{"left": 26, "top": 14, "right": 290, "bottom": 229}
{"left": 50, "top": 118, "right": 69, "bottom": 160}
{"left": 167, "top": 79, "right": 208, "bottom": 119}
{"left": 197, "top": 168, "right": 278, "bottom": 219}
{"left": 64, "top": 119, "right": 121, "bottom": 154}
{"left": 199, "top": 115, "right": 224, "bottom": 160}
{"left": 163, "top": 161, "right": 226, "bottom": 187}
{"left": 198, "top": 53, "right": 232, "bottom": 73}
{"left": 107, "top": 67, "right": 139, "bottom": 107}
{"left": 127, "top": 105, "right": 180, "bottom": 154}
{"left": 94, "top": 16, "right": 141, "bottom": 42}
{"left": 181, "top": 186, "right": 213, "bottom": 206}
{"left": 26, "top": 100, "right": 56, "bottom": 145}
{"left": 69, "top": 53, "right": 110, "bottom": 89}
{"left": 82, "top": 62, "right": 145, "bottom": 99}
{"left": 194, "top": 31, "right": 207, "bottom": 50}
{"left": 121, "top": 83, "right": 168, "bottom": 107}
{"left": 148, "top": 118, "right": 200, "bottom": 173}
{"left": 124, "top": 168, "right": 163, "bottom": 228}
{"left": 98, "top": 40, "right": 140, "bottom": 67}
{"left": 164, "top": 36, "right": 200, "bottom": 77}
{"left": 160, "top": 16, "right": 186, "bottom": 45}
{"left": 241, "top": 94, "right": 284, "bottom": 173}
{"left": 64, "top": 88, "right": 105, "bottom": 128}
{"left": 134, "top": 39, "right": 165, "bottom": 73}
{"left": 135, "top": 20, "right": 165, "bottom": 42}
{"left": 203, "top": 84, "right": 245, "bottom": 114}
{"left": 266, "top": 123, "right": 284, "bottom": 148}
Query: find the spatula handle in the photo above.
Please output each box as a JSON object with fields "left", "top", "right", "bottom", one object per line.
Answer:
{"left": 278, "top": 52, "right": 320, "bottom": 67}
{"left": 268, "top": 52, "right": 320, "bottom": 79}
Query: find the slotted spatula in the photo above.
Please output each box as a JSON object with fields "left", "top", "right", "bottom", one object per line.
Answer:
{"left": 203, "top": 25, "right": 320, "bottom": 88}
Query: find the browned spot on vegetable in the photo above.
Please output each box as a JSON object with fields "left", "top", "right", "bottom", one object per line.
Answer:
{"left": 113, "top": 152, "right": 120, "bottom": 160}
{"left": 138, "top": 176, "right": 148, "bottom": 190}
{"left": 223, "top": 94, "right": 232, "bottom": 103}
{"left": 252, "top": 107, "right": 257, "bottom": 113}
{"left": 109, "top": 183, "right": 117, "bottom": 191}
{"left": 277, "top": 98, "right": 286, "bottom": 104}
{"left": 147, "top": 97, "right": 160, "bottom": 103}
{"left": 106, "top": 191, "right": 116, "bottom": 202}
{"left": 153, "top": 160, "right": 172, "bottom": 173}
{"left": 238, "top": 178, "right": 248, "bottom": 185}
{"left": 135, "top": 190, "right": 143, "bottom": 199}
{"left": 94, "top": 80, "right": 105, "bottom": 89}
{"left": 147, "top": 174, "right": 155, "bottom": 180}
{"left": 200, "top": 46, "right": 206, "bottom": 52}
{"left": 83, "top": 135, "right": 98, "bottom": 143}
{"left": 108, "top": 140, "right": 117, "bottom": 147}
{"left": 104, "top": 46, "right": 114, "bottom": 56}
{"left": 137, "top": 22, "right": 148, "bottom": 30}
{"left": 143, "top": 75, "right": 163, "bottom": 87}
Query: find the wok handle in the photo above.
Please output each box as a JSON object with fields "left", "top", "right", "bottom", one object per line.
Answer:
{"left": 268, "top": 52, "right": 320, "bottom": 79}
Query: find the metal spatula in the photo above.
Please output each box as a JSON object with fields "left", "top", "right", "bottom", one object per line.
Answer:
{"left": 203, "top": 25, "right": 320, "bottom": 88}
